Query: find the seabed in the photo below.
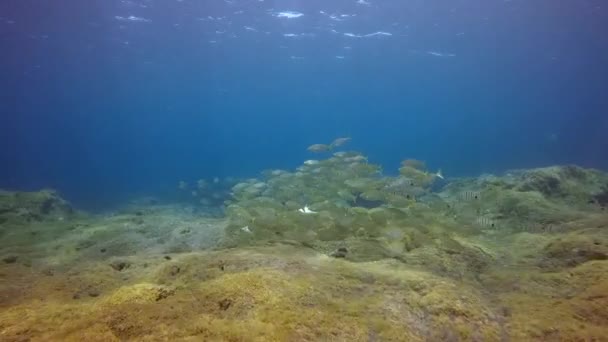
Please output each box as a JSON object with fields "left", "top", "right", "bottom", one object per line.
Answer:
{"left": 1, "top": 158, "right": 607, "bottom": 341}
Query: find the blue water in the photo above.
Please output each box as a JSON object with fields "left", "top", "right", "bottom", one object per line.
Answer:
{"left": 1, "top": 0, "right": 607, "bottom": 209}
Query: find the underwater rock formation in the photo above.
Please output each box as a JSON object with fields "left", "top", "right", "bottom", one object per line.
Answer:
{"left": 1, "top": 238, "right": 607, "bottom": 340}
{"left": 442, "top": 165, "right": 607, "bottom": 233}
{"left": 1, "top": 161, "right": 608, "bottom": 340}
{"left": 0, "top": 189, "right": 73, "bottom": 224}
{"left": 513, "top": 165, "right": 608, "bottom": 201}
{"left": 593, "top": 185, "right": 608, "bottom": 207}
{"left": 540, "top": 231, "right": 608, "bottom": 268}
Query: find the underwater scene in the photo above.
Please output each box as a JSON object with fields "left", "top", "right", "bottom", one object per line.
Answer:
{"left": 1, "top": 0, "right": 608, "bottom": 341}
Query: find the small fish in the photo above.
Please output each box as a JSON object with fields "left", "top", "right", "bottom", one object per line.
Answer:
{"left": 435, "top": 170, "right": 444, "bottom": 180}
{"left": 178, "top": 181, "right": 188, "bottom": 190}
{"left": 519, "top": 223, "right": 559, "bottom": 233}
{"left": 307, "top": 144, "right": 332, "bottom": 153}
{"left": 384, "top": 178, "right": 425, "bottom": 199}
{"left": 475, "top": 216, "right": 497, "bottom": 229}
{"left": 303, "top": 159, "right": 320, "bottom": 166}
{"left": 298, "top": 205, "right": 317, "bottom": 214}
{"left": 460, "top": 191, "right": 481, "bottom": 201}
{"left": 401, "top": 159, "right": 426, "bottom": 170}
{"left": 330, "top": 137, "right": 351, "bottom": 148}
{"left": 386, "top": 177, "right": 415, "bottom": 188}
{"left": 241, "top": 225, "right": 252, "bottom": 233}
{"left": 344, "top": 155, "right": 367, "bottom": 163}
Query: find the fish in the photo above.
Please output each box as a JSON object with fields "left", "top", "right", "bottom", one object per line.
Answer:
{"left": 460, "top": 191, "right": 481, "bottom": 201}
{"left": 435, "top": 170, "right": 444, "bottom": 180}
{"left": 401, "top": 159, "right": 426, "bottom": 170}
{"left": 330, "top": 137, "right": 351, "bottom": 148}
{"left": 475, "top": 216, "right": 497, "bottom": 229}
{"left": 307, "top": 144, "right": 332, "bottom": 153}
{"left": 298, "top": 205, "right": 317, "bottom": 214}
{"left": 519, "top": 223, "right": 559, "bottom": 233}
{"left": 303, "top": 159, "right": 320, "bottom": 166}
{"left": 383, "top": 177, "right": 425, "bottom": 199}
{"left": 344, "top": 155, "right": 367, "bottom": 163}
{"left": 178, "top": 181, "right": 188, "bottom": 190}
{"left": 385, "top": 177, "right": 416, "bottom": 188}
{"left": 241, "top": 225, "right": 252, "bottom": 233}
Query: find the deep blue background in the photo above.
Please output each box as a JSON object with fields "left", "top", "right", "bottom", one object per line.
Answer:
{"left": 1, "top": 0, "right": 607, "bottom": 209}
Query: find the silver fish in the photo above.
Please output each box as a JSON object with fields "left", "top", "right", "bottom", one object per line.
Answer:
{"left": 384, "top": 178, "right": 424, "bottom": 198}
{"left": 475, "top": 216, "right": 497, "bottom": 229}
{"left": 519, "top": 223, "right": 559, "bottom": 233}
{"left": 330, "top": 137, "right": 351, "bottom": 148}
{"left": 460, "top": 191, "right": 481, "bottom": 201}
{"left": 307, "top": 144, "right": 331, "bottom": 153}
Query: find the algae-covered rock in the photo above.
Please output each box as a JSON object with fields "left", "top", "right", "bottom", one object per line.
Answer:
{"left": 395, "top": 234, "right": 495, "bottom": 279}
{"left": 0, "top": 189, "right": 73, "bottom": 224}
{"left": 515, "top": 165, "right": 606, "bottom": 199}
{"left": 4, "top": 156, "right": 608, "bottom": 341}
{"left": 540, "top": 231, "right": 608, "bottom": 268}
{"left": 494, "top": 189, "right": 580, "bottom": 224}
{"left": 593, "top": 185, "right": 608, "bottom": 207}
{"left": 101, "top": 283, "right": 175, "bottom": 305}
{"left": 439, "top": 165, "right": 608, "bottom": 234}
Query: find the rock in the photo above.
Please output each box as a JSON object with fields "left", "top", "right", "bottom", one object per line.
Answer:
{"left": 2, "top": 255, "right": 18, "bottom": 264}
{"left": 218, "top": 298, "right": 232, "bottom": 310}
{"left": 541, "top": 233, "right": 608, "bottom": 268}
{"left": 517, "top": 170, "right": 563, "bottom": 197}
{"left": 593, "top": 186, "right": 608, "bottom": 207}
{"left": 515, "top": 166, "right": 608, "bottom": 201}
{"left": 88, "top": 289, "right": 101, "bottom": 297}
{"left": 102, "top": 283, "right": 175, "bottom": 305}
{"left": 169, "top": 265, "right": 181, "bottom": 276}
{"left": 110, "top": 260, "right": 131, "bottom": 271}
{"left": 0, "top": 189, "right": 73, "bottom": 223}
{"left": 330, "top": 247, "right": 348, "bottom": 258}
